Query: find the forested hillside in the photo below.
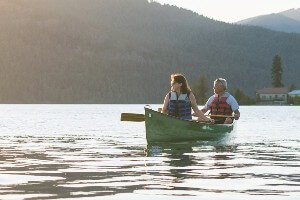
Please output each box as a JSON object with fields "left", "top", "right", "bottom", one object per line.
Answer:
{"left": 0, "top": 0, "right": 299, "bottom": 103}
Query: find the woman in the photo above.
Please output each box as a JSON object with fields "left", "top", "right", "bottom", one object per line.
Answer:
{"left": 161, "top": 73, "right": 213, "bottom": 123}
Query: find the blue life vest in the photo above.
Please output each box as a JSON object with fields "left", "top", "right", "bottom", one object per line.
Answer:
{"left": 167, "top": 91, "right": 192, "bottom": 120}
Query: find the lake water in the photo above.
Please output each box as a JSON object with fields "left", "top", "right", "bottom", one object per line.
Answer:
{"left": 0, "top": 105, "right": 299, "bottom": 200}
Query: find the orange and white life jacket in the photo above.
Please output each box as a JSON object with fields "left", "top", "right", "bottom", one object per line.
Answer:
{"left": 209, "top": 94, "right": 233, "bottom": 116}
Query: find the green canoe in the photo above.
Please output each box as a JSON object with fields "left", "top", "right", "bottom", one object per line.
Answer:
{"left": 145, "top": 107, "right": 236, "bottom": 143}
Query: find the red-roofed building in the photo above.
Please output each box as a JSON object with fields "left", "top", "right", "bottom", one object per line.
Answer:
{"left": 256, "top": 87, "right": 288, "bottom": 104}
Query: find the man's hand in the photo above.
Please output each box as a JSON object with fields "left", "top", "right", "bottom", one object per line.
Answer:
{"left": 208, "top": 118, "right": 215, "bottom": 124}
{"left": 234, "top": 113, "right": 240, "bottom": 120}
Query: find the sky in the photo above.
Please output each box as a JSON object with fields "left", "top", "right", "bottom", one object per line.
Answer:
{"left": 154, "top": 0, "right": 300, "bottom": 23}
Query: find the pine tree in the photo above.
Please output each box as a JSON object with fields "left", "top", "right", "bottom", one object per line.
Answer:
{"left": 193, "top": 76, "right": 209, "bottom": 104}
{"left": 289, "top": 84, "right": 296, "bottom": 92}
{"left": 271, "top": 55, "right": 284, "bottom": 87}
{"left": 234, "top": 88, "right": 256, "bottom": 105}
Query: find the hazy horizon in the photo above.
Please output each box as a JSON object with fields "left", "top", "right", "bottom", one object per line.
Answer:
{"left": 154, "top": 0, "right": 300, "bottom": 23}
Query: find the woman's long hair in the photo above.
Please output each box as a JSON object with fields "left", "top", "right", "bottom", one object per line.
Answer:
{"left": 171, "top": 73, "right": 191, "bottom": 94}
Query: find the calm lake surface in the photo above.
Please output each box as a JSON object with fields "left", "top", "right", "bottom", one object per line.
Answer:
{"left": 0, "top": 105, "right": 299, "bottom": 200}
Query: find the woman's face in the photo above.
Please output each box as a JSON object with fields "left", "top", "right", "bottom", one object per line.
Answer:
{"left": 171, "top": 80, "right": 182, "bottom": 91}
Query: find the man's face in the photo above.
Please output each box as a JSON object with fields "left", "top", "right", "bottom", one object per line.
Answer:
{"left": 213, "top": 81, "right": 225, "bottom": 94}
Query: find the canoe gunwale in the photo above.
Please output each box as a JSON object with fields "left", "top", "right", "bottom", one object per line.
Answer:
{"left": 144, "top": 107, "right": 235, "bottom": 127}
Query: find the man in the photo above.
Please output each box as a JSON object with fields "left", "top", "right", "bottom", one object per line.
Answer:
{"left": 201, "top": 78, "right": 240, "bottom": 124}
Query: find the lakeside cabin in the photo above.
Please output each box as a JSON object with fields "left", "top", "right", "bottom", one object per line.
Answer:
{"left": 288, "top": 90, "right": 300, "bottom": 105}
{"left": 288, "top": 90, "right": 300, "bottom": 98}
{"left": 256, "top": 87, "right": 289, "bottom": 105}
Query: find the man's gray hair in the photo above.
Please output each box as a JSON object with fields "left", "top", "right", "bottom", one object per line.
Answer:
{"left": 215, "top": 78, "right": 227, "bottom": 90}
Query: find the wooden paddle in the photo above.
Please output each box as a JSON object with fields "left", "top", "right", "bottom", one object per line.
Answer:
{"left": 121, "top": 108, "right": 162, "bottom": 122}
{"left": 121, "top": 113, "right": 145, "bottom": 122}
{"left": 208, "top": 114, "right": 234, "bottom": 118}
{"left": 120, "top": 113, "right": 231, "bottom": 122}
{"left": 121, "top": 113, "right": 215, "bottom": 123}
{"left": 155, "top": 108, "right": 233, "bottom": 118}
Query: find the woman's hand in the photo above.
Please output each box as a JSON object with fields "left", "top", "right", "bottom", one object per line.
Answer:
{"left": 197, "top": 117, "right": 214, "bottom": 124}
{"left": 206, "top": 118, "right": 215, "bottom": 124}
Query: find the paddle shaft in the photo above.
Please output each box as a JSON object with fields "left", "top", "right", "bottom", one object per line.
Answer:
{"left": 207, "top": 114, "right": 234, "bottom": 118}
{"left": 120, "top": 112, "right": 231, "bottom": 123}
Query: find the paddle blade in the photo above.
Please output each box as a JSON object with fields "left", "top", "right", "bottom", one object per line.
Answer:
{"left": 121, "top": 113, "right": 145, "bottom": 122}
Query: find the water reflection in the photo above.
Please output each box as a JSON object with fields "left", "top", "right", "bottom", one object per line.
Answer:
{"left": 0, "top": 134, "right": 299, "bottom": 199}
{"left": 145, "top": 142, "right": 237, "bottom": 157}
{"left": 146, "top": 142, "right": 197, "bottom": 183}
{"left": 0, "top": 105, "right": 300, "bottom": 199}
{"left": 145, "top": 142, "right": 237, "bottom": 179}
{"left": 144, "top": 141, "right": 300, "bottom": 196}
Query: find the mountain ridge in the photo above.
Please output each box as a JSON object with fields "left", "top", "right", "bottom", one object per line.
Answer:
{"left": 237, "top": 8, "right": 300, "bottom": 33}
{"left": 280, "top": 8, "right": 300, "bottom": 21}
{"left": 0, "top": 0, "right": 299, "bottom": 103}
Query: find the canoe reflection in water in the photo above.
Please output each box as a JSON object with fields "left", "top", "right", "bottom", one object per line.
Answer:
{"left": 145, "top": 142, "right": 237, "bottom": 183}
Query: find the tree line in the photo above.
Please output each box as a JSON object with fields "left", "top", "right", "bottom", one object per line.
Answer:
{"left": 0, "top": 0, "right": 300, "bottom": 103}
{"left": 193, "top": 54, "right": 298, "bottom": 105}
